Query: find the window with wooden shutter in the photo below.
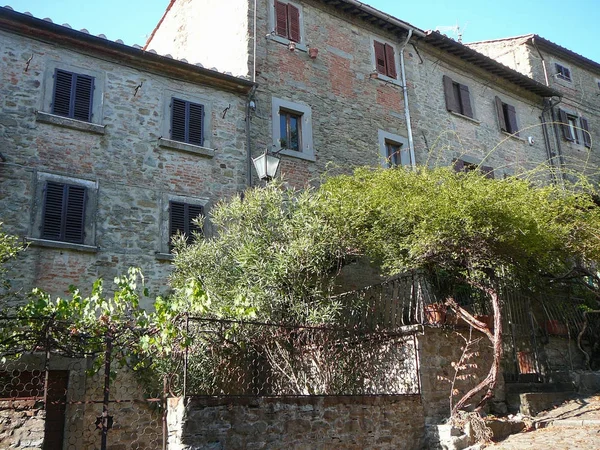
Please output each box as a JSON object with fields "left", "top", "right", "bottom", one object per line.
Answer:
{"left": 443, "top": 76, "right": 473, "bottom": 118}
{"left": 495, "top": 96, "right": 519, "bottom": 135}
{"left": 581, "top": 117, "right": 592, "bottom": 148}
{"left": 41, "top": 182, "right": 87, "bottom": 244}
{"left": 274, "top": 1, "right": 301, "bottom": 43}
{"left": 169, "top": 201, "right": 204, "bottom": 248}
{"left": 453, "top": 159, "right": 493, "bottom": 178}
{"left": 171, "top": 98, "right": 204, "bottom": 146}
{"left": 52, "top": 69, "right": 94, "bottom": 122}
{"left": 555, "top": 63, "right": 572, "bottom": 82}
{"left": 373, "top": 41, "right": 397, "bottom": 79}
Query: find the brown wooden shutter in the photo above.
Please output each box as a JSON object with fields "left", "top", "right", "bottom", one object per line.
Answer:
{"left": 505, "top": 104, "right": 519, "bottom": 136}
{"left": 42, "top": 182, "right": 66, "bottom": 241}
{"left": 188, "top": 102, "right": 204, "bottom": 146}
{"left": 171, "top": 98, "right": 187, "bottom": 142}
{"left": 443, "top": 75, "right": 458, "bottom": 113}
{"left": 52, "top": 70, "right": 73, "bottom": 118}
{"left": 187, "top": 204, "right": 204, "bottom": 240}
{"left": 384, "top": 44, "right": 397, "bottom": 78}
{"left": 481, "top": 166, "right": 495, "bottom": 179}
{"left": 275, "top": 1, "right": 288, "bottom": 38}
{"left": 288, "top": 3, "right": 300, "bottom": 42}
{"left": 374, "top": 40, "right": 387, "bottom": 75}
{"left": 170, "top": 202, "right": 203, "bottom": 247}
{"left": 495, "top": 96, "right": 507, "bottom": 132}
{"left": 63, "top": 185, "right": 86, "bottom": 244}
{"left": 558, "top": 109, "right": 574, "bottom": 141}
{"left": 73, "top": 74, "right": 94, "bottom": 122}
{"left": 581, "top": 117, "right": 591, "bottom": 148}
{"left": 459, "top": 84, "right": 473, "bottom": 118}
{"left": 42, "top": 182, "right": 86, "bottom": 244}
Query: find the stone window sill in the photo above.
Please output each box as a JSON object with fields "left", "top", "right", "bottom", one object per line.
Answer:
{"left": 27, "top": 237, "right": 98, "bottom": 253}
{"left": 158, "top": 138, "right": 215, "bottom": 158}
{"left": 501, "top": 131, "right": 526, "bottom": 142}
{"left": 155, "top": 252, "right": 174, "bottom": 262}
{"left": 369, "top": 72, "right": 403, "bottom": 87}
{"left": 450, "top": 111, "right": 481, "bottom": 125}
{"left": 279, "top": 148, "right": 316, "bottom": 162}
{"left": 267, "top": 34, "right": 308, "bottom": 52}
{"left": 36, "top": 111, "right": 106, "bottom": 135}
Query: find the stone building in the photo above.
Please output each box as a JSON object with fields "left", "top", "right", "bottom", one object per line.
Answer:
{"left": 468, "top": 35, "right": 600, "bottom": 184}
{"left": 0, "top": 6, "right": 254, "bottom": 301}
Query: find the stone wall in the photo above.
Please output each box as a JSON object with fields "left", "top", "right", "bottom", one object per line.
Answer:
{"left": 167, "top": 395, "right": 424, "bottom": 450}
{"left": 0, "top": 26, "right": 250, "bottom": 302}
{"left": 0, "top": 400, "right": 45, "bottom": 449}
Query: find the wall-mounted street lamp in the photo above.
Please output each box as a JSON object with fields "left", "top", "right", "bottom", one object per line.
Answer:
{"left": 252, "top": 147, "right": 281, "bottom": 181}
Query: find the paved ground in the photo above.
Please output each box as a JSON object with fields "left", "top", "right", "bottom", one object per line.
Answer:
{"left": 487, "top": 395, "right": 600, "bottom": 449}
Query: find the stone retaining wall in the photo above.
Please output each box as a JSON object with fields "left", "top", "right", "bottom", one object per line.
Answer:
{"left": 0, "top": 400, "right": 45, "bottom": 449}
{"left": 168, "top": 395, "right": 424, "bottom": 450}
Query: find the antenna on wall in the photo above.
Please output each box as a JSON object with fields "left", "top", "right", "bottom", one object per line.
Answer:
{"left": 434, "top": 22, "right": 468, "bottom": 43}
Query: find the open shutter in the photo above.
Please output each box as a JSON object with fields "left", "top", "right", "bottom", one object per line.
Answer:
{"left": 63, "top": 185, "right": 86, "bottom": 244}
{"left": 171, "top": 98, "right": 187, "bottom": 142}
{"left": 52, "top": 70, "right": 73, "bottom": 118}
{"left": 374, "top": 41, "right": 387, "bottom": 75}
{"left": 459, "top": 84, "right": 473, "bottom": 118}
{"left": 559, "top": 109, "right": 574, "bottom": 141}
{"left": 581, "top": 117, "right": 591, "bottom": 148}
{"left": 288, "top": 3, "right": 300, "bottom": 42}
{"left": 72, "top": 74, "right": 94, "bottom": 122}
{"left": 384, "top": 44, "right": 397, "bottom": 78}
{"left": 187, "top": 102, "right": 204, "bottom": 146}
{"left": 495, "top": 96, "right": 507, "bottom": 132}
{"left": 42, "top": 182, "right": 65, "bottom": 241}
{"left": 505, "top": 104, "right": 519, "bottom": 136}
{"left": 443, "top": 75, "right": 458, "bottom": 113}
{"left": 274, "top": 1, "right": 288, "bottom": 38}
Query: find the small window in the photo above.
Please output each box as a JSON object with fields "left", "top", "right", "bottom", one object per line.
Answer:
{"left": 274, "top": 0, "right": 301, "bottom": 42}
{"left": 52, "top": 69, "right": 94, "bottom": 122}
{"left": 169, "top": 201, "right": 203, "bottom": 247}
{"left": 170, "top": 98, "right": 205, "bottom": 147}
{"left": 494, "top": 96, "right": 519, "bottom": 135}
{"left": 555, "top": 63, "right": 572, "bottom": 82}
{"left": 378, "top": 130, "right": 410, "bottom": 168}
{"left": 385, "top": 141, "right": 402, "bottom": 167}
{"left": 453, "top": 159, "right": 494, "bottom": 178}
{"left": 559, "top": 109, "right": 591, "bottom": 148}
{"left": 41, "top": 181, "right": 87, "bottom": 244}
{"left": 373, "top": 40, "right": 397, "bottom": 79}
{"left": 279, "top": 109, "right": 302, "bottom": 151}
{"left": 443, "top": 75, "right": 473, "bottom": 118}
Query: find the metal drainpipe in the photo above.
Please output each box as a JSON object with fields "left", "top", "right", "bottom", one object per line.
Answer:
{"left": 246, "top": 85, "right": 257, "bottom": 188}
{"left": 531, "top": 37, "right": 550, "bottom": 87}
{"left": 399, "top": 29, "right": 416, "bottom": 167}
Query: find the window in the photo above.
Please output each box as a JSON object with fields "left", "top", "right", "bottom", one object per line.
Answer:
{"left": 453, "top": 159, "right": 494, "bottom": 178}
{"left": 555, "top": 63, "right": 572, "bottom": 82}
{"left": 559, "top": 109, "right": 591, "bottom": 148}
{"left": 494, "top": 96, "right": 519, "bottom": 135}
{"left": 443, "top": 75, "right": 473, "bottom": 118}
{"left": 41, "top": 181, "right": 87, "bottom": 244}
{"left": 279, "top": 110, "right": 301, "bottom": 151}
{"left": 170, "top": 98, "right": 204, "bottom": 147}
{"left": 169, "top": 201, "right": 203, "bottom": 247}
{"left": 272, "top": 97, "right": 314, "bottom": 161}
{"left": 373, "top": 41, "right": 397, "bottom": 79}
{"left": 378, "top": 130, "right": 410, "bottom": 168}
{"left": 274, "top": 1, "right": 301, "bottom": 42}
{"left": 51, "top": 69, "right": 94, "bottom": 122}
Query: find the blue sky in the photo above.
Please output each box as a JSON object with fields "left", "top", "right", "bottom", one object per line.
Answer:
{"left": 7, "top": 0, "right": 600, "bottom": 62}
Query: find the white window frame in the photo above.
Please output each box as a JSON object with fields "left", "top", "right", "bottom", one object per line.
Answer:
{"left": 378, "top": 130, "right": 410, "bottom": 168}
{"left": 267, "top": 0, "right": 307, "bottom": 51}
{"left": 370, "top": 36, "right": 402, "bottom": 85}
{"left": 272, "top": 97, "right": 314, "bottom": 161}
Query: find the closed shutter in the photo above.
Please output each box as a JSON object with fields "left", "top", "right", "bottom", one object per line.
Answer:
{"left": 171, "top": 98, "right": 187, "bottom": 142}
{"left": 559, "top": 109, "right": 574, "bottom": 141}
{"left": 453, "top": 159, "right": 465, "bottom": 172}
{"left": 481, "top": 166, "right": 495, "bottom": 179}
{"left": 288, "top": 3, "right": 300, "bottom": 42}
{"left": 505, "top": 104, "right": 519, "bottom": 136}
{"left": 171, "top": 98, "right": 204, "bottom": 146}
{"left": 495, "top": 96, "right": 507, "bottom": 132}
{"left": 187, "top": 204, "right": 204, "bottom": 239}
{"left": 458, "top": 84, "right": 473, "bottom": 118}
{"left": 52, "top": 70, "right": 94, "bottom": 122}
{"left": 374, "top": 41, "right": 387, "bottom": 75}
{"left": 443, "top": 75, "right": 458, "bottom": 113}
{"left": 169, "top": 202, "right": 204, "bottom": 247}
{"left": 72, "top": 74, "right": 94, "bottom": 122}
{"left": 581, "top": 117, "right": 591, "bottom": 148}
{"left": 41, "top": 182, "right": 86, "bottom": 244}
{"left": 384, "top": 44, "right": 397, "bottom": 78}
{"left": 52, "top": 70, "right": 73, "bottom": 118}
{"left": 275, "top": 1, "right": 288, "bottom": 38}
{"left": 187, "top": 103, "right": 204, "bottom": 146}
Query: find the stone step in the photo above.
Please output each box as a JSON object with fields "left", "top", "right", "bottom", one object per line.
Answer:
{"left": 506, "top": 391, "right": 577, "bottom": 416}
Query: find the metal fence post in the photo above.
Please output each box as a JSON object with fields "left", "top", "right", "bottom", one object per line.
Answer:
{"left": 100, "top": 331, "right": 113, "bottom": 450}
{"left": 183, "top": 314, "right": 189, "bottom": 398}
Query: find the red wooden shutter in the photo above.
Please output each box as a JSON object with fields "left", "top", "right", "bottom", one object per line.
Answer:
{"left": 581, "top": 117, "right": 591, "bottom": 148}
{"left": 443, "top": 75, "right": 458, "bottom": 113}
{"left": 374, "top": 41, "right": 387, "bottom": 75}
{"left": 459, "top": 84, "right": 473, "bottom": 118}
{"left": 495, "top": 96, "right": 507, "bottom": 132}
{"left": 558, "top": 109, "right": 574, "bottom": 141}
{"left": 288, "top": 3, "right": 300, "bottom": 42}
{"left": 275, "top": 1, "right": 288, "bottom": 38}
{"left": 505, "top": 104, "right": 519, "bottom": 135}
{"left": 384, "top": 44, "right": 397, "bottom": 78}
